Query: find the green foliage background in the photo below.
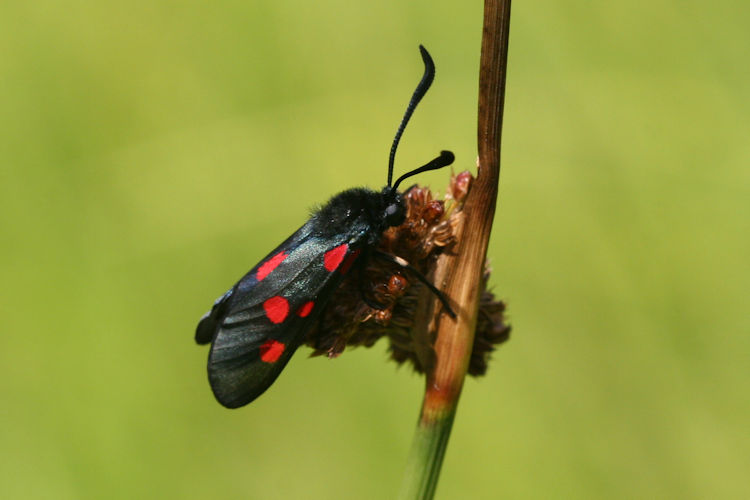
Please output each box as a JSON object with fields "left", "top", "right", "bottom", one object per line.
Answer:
{"left": 2, "top": 1, "right": 748, "bottom": 498}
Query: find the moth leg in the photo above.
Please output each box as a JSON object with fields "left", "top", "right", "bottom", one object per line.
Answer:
{"left": 371, "top": 249, "right": 457, "bottom": 318}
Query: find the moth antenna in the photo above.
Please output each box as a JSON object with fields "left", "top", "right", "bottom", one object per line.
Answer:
{"left": 391, "top": 150, "right": 454, "bottom": 192}
{"left": 387, "top": 45, "right": 435, "bottom": 187}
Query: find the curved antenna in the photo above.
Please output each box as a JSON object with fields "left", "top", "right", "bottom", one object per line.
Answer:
{"left": 387, "top": 45, "right": 435, "bottom": 187}
{"left": 392, "top": 150, "right": 455, "bottom": 192}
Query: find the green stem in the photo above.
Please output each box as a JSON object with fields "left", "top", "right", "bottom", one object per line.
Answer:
{"left": 398, "top": 411, "right": 456, "bottom": 500}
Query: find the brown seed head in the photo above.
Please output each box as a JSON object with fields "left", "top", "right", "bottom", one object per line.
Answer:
{"left": 305, "top": 170, "right": 510, "bottom": 376}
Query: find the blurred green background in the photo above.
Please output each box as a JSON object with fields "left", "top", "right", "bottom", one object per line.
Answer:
{"left": 2, "top": 1, "right": 748, "bottom": 498}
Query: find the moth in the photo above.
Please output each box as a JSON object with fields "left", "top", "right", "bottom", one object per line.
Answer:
{"left": 196, "top": 46, "right": 454, "bottom": 408}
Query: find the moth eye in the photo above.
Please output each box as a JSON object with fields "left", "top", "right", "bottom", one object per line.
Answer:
{"left": 384, "top": 203, "right": 405, "bottom": 226}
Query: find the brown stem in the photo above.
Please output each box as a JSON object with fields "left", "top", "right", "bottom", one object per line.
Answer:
{"left": 422, "top": 0, "right": 512, "bottom": 426}
{"left": 398, "top": 0, "right": 512, "bottom": 498}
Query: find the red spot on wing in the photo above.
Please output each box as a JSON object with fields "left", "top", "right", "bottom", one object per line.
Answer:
{"left": 297, "top": 301, "right": 314, "bottom": 317}
{"left": 324, "top": 243, "right": 349, "bottom": 272}
{"left": 263, "top": 296, "right": 289, "bottom": 324}
{"left": 339, "top": 248, "right": 361, "bottom": 275}
{"left": 256, "top": 252, "right": 289, "bottom": 281}
{"left": 259, "top": 339, "right": 285, "bottom": 363}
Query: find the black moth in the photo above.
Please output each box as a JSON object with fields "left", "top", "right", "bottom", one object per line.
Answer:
{"left": 196, "top": 46, "right": 455, "bottom": 408}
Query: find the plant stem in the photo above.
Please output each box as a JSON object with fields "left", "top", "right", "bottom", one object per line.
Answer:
{"left": 397, "top": 0, "right": 512, "bottom": 498}
{"left": 398, "top": 411, "right": 455, "bottom": 500}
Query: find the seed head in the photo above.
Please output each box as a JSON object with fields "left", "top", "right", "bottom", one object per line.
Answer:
{"left": 305, "top": 171, "right": 510, "bottom": 376}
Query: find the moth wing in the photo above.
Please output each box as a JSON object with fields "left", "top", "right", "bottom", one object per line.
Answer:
{"left": 195, "top": 289, "right": 233, "bottom": 345}
{"left": 195, "top": 222, "right": 315, "bottom": 346}
{"left": 207, "top": 300, "right": 312, "bottom": 408}
{"left": 198, "top": 223, "right": 362, "bottom": 408}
